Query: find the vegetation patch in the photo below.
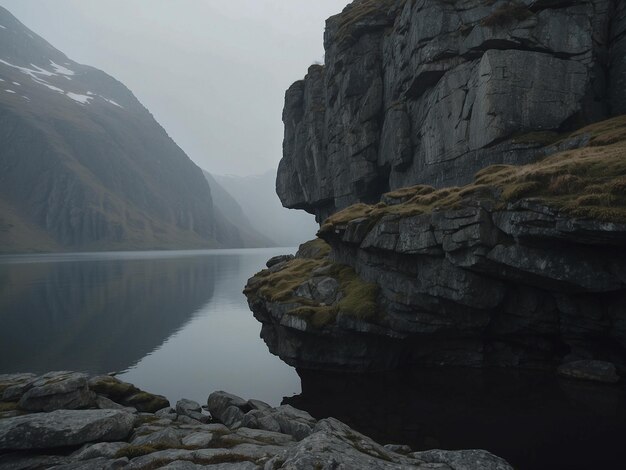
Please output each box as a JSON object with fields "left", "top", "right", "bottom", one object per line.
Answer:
{"left": 320, "top": 115, "right": 626, "bottom": 233}
{"left": 114, "top": 445, "right": 159, "bottom": 459}
{"left": 334, "top": 0, "right": 402, "bottom": 41}
{"left": 246, "top": 239, "right": 380, "bottom": 328}
{"left": 0, "top": 401, "right": 18, "bottom": 412}
{"left": 481, "top": 1, "right": 533, "bottom": 27}
{"left": 297, "top": 237, "right": 331, "bottom": 259}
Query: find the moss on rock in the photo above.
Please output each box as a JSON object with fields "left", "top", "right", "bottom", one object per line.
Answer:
{"left": 321, "top": 115, "right": 626, "bottom": 234}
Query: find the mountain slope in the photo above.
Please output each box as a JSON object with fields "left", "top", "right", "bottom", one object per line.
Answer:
{"left": 214, "top": 170, "right": 318, "bottom": 247}
{"left": 0, "top": 7, "right": 224, "bottom": 252}
{"left": 203, "top": 171, "right": 275, "bottom": 248}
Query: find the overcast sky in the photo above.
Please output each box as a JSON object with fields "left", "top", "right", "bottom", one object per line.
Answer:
{"left": 0, "top": 0, "right": 347, "bottom": 176}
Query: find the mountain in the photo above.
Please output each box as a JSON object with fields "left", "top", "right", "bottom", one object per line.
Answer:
{"left": 0, "top": 6, "right": 239, "bottom": 252}
{"left": 213, "top": 170, "right": 318, "bottom": 248}
{"left": 203, "top": 171, "right": 275, "bottom": 248}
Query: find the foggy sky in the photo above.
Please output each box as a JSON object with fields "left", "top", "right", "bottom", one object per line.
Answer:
{"left": 0, "top": 0, "right": 347, "bottom": 176}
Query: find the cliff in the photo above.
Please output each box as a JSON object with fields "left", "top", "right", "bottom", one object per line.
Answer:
{"left": 0, "top": 7, "right": 249, "bottom": 252}
{"left": 246, "top": 0, "right": 626, "bottom": 374}
{"left": 278, "top": 0, "right": 626, "bottom": 222}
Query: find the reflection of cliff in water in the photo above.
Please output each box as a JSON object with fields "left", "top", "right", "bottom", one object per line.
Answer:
{"left": 0, "top": 255, "right": 223, "bottom": 374}
{"left": 285, "top": 368, "right": 626, "bottom": 470}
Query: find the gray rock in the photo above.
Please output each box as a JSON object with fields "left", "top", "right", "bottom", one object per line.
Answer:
{"left": 265, "top": 417, "right": 439, "bottom": 469}
{"left": 88, "top": 375, "right": 169, "bottom": 413}
{"left": 96, "top": 395, "right": 137, "bottom": 413}
{"left": 247, "top": 399, "right": 271, "bottom": 412}
{"left": 0, "top": 374, "right": 36, "bottom": 402}
{"left": 266, "top": 255, "right": 294, "bottom": 268}
{"left": 207, "top": 392, "right": 250, "bottom": 424}
{"left": 71, "top": 441, "right": 130, "bottom": 461}
{"left": 159, "top": 463, "right": 260, "bottom": 470}
{"left": 0, "top": 453, "right": 69, "bottom": 470}
{"left": 384, "top": 444, "right": 412, "bottom": 454}
{"left": 557, "top": 360, "right": 620, "bottom": 384}
{"left": 413, "top": 449, "right": 512, "bottom": 470}
{"left": 181, "top": 431, "right": 214, "bottom": 448}
{"left": 176, "top": 399, "right": 209, "bottom": 423}
{"left": 0, "top": 410, "right": 134, "bottom": 450}
{"left": 234, "top": 427, "right": 294, "bottom": 446}
{"left": 155, "top": 407, "right": 177, "bottom": 418}
{"left": 132, "top": 427, "right": 182, "bottom": 448}
{"left": 277, "top": 0, "right": 623, "bottom": 222}
{"left": 51, "top": 457, "right": 129, "bottom": 469}
{"left": 17, "top": 372, "right": 95, "bottom": 412}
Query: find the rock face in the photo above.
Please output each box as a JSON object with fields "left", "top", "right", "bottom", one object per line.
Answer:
{"left": 0, "top": 372, "right": 513, "bottom": 469}
{"left": 246, "top": 198, "right": 626, "bottom": 371}
{"left": 278, "top": 0, "right": 626, "bottom": 222}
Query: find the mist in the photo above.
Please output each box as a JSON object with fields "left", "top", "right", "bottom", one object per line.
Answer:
{"left": 0, "top": 0, "right": 347, "bottom": 176}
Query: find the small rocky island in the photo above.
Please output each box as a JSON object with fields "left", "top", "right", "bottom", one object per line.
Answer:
{"left": 0, "top": 371, "right": 513, "bottom": 469}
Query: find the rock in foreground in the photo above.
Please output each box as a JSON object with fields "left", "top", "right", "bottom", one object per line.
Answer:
{"left": 0, "top": 372, "right": 513, "bottom": 469}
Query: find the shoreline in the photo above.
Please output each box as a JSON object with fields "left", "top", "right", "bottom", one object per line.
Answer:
{"left": 0, "top": 371, "right": 513, "bottom": 469}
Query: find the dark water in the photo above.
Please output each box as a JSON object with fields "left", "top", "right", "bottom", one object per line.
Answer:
{"left": 1, "top": 249, "right": 624, "bottom": 469}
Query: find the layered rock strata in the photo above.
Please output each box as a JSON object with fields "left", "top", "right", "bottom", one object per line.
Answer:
{"left": 278, "top": 0, "right": 626, "bottom": 222}
{"left": 0, "top": 372, "right": 512, "bottom": 469}
{"left": 247, "top": 116, "right": 626, "bottom": 372}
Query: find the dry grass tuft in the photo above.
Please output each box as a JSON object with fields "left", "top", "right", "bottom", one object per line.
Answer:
{"left": 320, "top": 115, "right": 626, "bottom": 232}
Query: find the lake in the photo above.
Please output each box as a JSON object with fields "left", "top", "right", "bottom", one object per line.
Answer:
{"left": 1, "top": 248, "right": 624, "bottom": 469}
{"left": 0, "top": 248, "right": 301, "bottom": 406}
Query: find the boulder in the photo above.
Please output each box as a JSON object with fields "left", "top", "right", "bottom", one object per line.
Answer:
{"left": 207, "top": 391, "right": 250, "bottom": 424}
{"left": 176, "top": 399, "right": 208, "bottom": 423}
{"left": 266, "top": 255, "right": 295, "bottom": 268}
{"left": 0, "top": 410, "right": 134, "bottom": 450}
{"left": 17, "top": 372, "right": 95, "bottom": 412}
{"left": 88, "top": 375, "right": 169, "bottom": 412}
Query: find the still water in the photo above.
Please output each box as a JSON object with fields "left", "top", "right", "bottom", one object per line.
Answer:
{"left": 0, "top": 248, "right": 301, "bottom": 405}
{"left": 1, "top": 248, "right": 624, "bottom": 469}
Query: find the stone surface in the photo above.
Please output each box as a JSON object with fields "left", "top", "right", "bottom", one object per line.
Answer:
{"left": 16, "top": 372, "right": 95, "bottom": 412}
{"left": 0, "top": 374, "right": 515, "bottom": 469}
{"left": 0, "top": 409, "right": 134, "bottom": 450}
{"left": 413, "top": 449, "right": 512, "bottom": 470}
{"left": 207, "top": 391, "right": 251, "bottom": 426}
{"left": 277, "top": 0, "right": 625, "bottom": 222}
{"left": 132, "top": 427, "right": 182, "bottom": 448}
{"left": 246, "top": 197, "right": 626, "bottom": 371}
{"left": 557, "top": 360, "right": 621, "bottom": 384}
{"left": 176, "top": 399, "right": 209, "bottom": 423}
{"left": 71, "top": 441, "right": 130, "bottom": 461}
{"left": 266, "top": 255, "right": 295, "bottom": 268}
{"left": 88, "top": 375, "right": 169, "bottom": 413}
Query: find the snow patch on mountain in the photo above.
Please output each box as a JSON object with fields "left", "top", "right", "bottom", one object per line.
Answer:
{"left": 50, "top": 60, "right": 74, "bottom": 76}
{"left": 66, "top": 92, "right": 92, "bottom": 105}
{"left": 0, "top": 25, "right": 6, "bottom": 30}
{"left": 4, "top": 89, "right": 15, "bottom": 94}
{"left": 101, "top": 97, "right": 123, "bottom": 108}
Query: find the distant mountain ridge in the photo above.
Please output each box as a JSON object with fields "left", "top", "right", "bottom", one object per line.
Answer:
{"left": 0, "top": 6, "right": 255, "bottom": 252}
{"left": 213, "top": 170, "right": 318, "bottom": 247}
{"left": 203, "top": 171, "right": 275, "bottom": 248}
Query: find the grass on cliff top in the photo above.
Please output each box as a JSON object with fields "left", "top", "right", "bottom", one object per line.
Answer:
{"left": 320, "top": 115, "right": 626, "bottom": 233}
{"left": 247, "top": 241, "right": 379, "bottom": 328}
{"left": 334, "top": 0, "right": 400, "bottom": 40}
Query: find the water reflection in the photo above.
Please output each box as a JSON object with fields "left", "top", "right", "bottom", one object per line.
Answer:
{"left": 0, "top": 249, "right": 301, "bottom": 405}
{"left": 285, "top": 368, "right": 626, "bottom": 470}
